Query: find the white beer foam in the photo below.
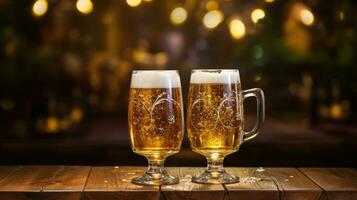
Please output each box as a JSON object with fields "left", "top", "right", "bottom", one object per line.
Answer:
{"left": 190, "top": 70, "right": 240, "bottom": 84}
{"left": 131, "top": 70, "right": 181, "bottom": 88}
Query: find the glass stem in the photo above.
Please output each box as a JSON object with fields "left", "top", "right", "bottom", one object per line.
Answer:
{"left": 206, "top": 157, "right": 225, "bottom": 173}
{"left": 146, "top": 159, "right": 166, "bottom": 179}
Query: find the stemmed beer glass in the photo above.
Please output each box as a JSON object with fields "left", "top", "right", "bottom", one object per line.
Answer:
{"left": 187, "top": 69, "right": 265, "bottom": 184}
{"left": 128, "top": 70, "right": 184, "bottom": 185}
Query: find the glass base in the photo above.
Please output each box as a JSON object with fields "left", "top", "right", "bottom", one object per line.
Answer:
{"left": 192, "top": 170, "right": 239, "bottom": 184}
{"left": 132, "top": 171, "right": 179, "bottom": 186}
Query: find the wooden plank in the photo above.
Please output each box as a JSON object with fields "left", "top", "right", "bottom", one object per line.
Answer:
{"left": 300, "top": 168, "right": 357, "bottom": 199}
{"left": 0, "top": 166, "right": 45, "bottom": 192}
{"left": 0, "top": 166, "right": 91, "bottom": 200}
{"left": 0, "top": 192, "right": 83, "bottom": 200}
{"left": 0, "top": 166, "right": 355, "bottom": 200}
{"left": 266, "top": 168, "right": 322, "bottom": 200}
{"left": 41, "top": 166, "right": 91, "bottom": 192}
{"left": 84, "top": 166, "right": 159, "bottom": 200}
{"left": 224, "top": 167, "right": 279, "bottom": 200}
{"left": 161, "top": 167, "right": 226, "bottom": 200}
{"left": 0, "top": 166, "right": 18, "bottom": 182}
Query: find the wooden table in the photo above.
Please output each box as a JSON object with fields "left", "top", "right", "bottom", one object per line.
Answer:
{"left": 0, "top": 166, "right": 356, "bottom": 200}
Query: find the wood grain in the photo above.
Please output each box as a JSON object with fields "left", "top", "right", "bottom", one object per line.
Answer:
{"left": 300, "top": 168, "right": 357, "bottom": 200}
{"left": 0, "top": 192, "right": 83, "bottom": 200}
{"left": 266, "top": 168, "right": 322, "bottom": 200}
{"left": 0, "top": 166, "right": 356, "bottom": 200}
{"left": 84, "top": 166, "right": 159, "bottom": 200}
{"left": 224, "top": 167, "right": 279, "bottom": 200}
{"left": 161, "top": 167, "right": 226, "bottom": 200}
{"left": 0, "top": 166, "right": 91, "bottom": 200}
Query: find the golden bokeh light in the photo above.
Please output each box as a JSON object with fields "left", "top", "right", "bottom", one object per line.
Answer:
{"left": 338, "top": 11, "right": 345, "bottom": 21}
{"left": 70, "top": 107, "right": 83, "bottom": 122}
{"left": 46, "top": 116, "right": 59, "bottom": 133}
{"left": 170, "top": 7, "right": 188, "bottom": 25}
{"left": 254, "top": 74, "right": 262, "bottom": 82}
{"left": 155, "top": 52, "right": 168, "bottom": 67}
{"left": 229, "top": 19, "right": 246, "bottom": 40}
{"left": 203, "top": 10, "right": 224, "bottom": 29}
{"left": 126, "top": 0, "right": 142, "bottom": 7}
{"left": 251, "top": 9, "right": 265, "bottom": 24}
{"left": 265, "top": 0, "right": 274, "bottom": 3}
{"left": 330, "top": 103, "right": 343, "bottom": 119}
{"left": 32, "top": 0, "right": 48, "bottom": 17}
{"left": 76, "top": 0, "right": 93, "bottom": 15}
{"left": 300, "top": 9, "right": 314, "bottom": 26}
{"left": 206, "top": 0, "right": 219, "bottom": 11}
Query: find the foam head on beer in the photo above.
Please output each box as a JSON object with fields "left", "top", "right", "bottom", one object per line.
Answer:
{"left": 131, "top": 70, "right": 181, "bottom": 88}
{"left": 190, "top": 69, "right": 240, "bottom": 84}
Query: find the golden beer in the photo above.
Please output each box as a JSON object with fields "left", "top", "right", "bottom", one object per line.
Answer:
{"left": 129, "top": 87, "right": 183, "bottom": 161}
{"left": 187, "top": 69, "right": 265, "bottom": 184}
{"left": 128, "top": 70, "right": 184, "bottom": 185}
{"left": 187, "top": 83, "right": 243, "bottom": 159}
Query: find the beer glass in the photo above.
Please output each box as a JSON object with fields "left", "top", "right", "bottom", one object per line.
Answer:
{"left": 187, "top": 69, "right": 265, "bottom": 184}
{"left": 128, "top": 70, "right": 184, "bottom": 185}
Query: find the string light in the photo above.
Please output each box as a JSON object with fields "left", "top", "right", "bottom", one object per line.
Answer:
{"left": 170, "top": 7, "right": 188, "bottom": 25}
{"left": 251, "top": 9, "right": 265, "bottom": 24}
{"left": 126, "top": 0, "right": 142, "bottom": 7}
{"left": 32, "top": 0, "right": 48, "bottom": 17}
{"left": 203, "top": 10, "right": 224, "bottom": 29}
{"left": 300, "top": 8, "right": 314, "bottom": 26}
{"left": 76, "top": 0, "right": 93, "bottom": 14}
{"left": 229, "top": 18, "right": 246, "bottom": 40}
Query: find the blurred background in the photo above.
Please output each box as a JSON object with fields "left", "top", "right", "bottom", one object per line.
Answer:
{"left": 0, "top": 0, "right": 356, "bottom": 167}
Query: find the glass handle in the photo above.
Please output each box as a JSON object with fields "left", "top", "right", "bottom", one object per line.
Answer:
{"left": 242, "top": 88, "right": 265, "bottom": 142}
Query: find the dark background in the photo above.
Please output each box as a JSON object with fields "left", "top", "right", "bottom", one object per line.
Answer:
{"left": 0, "top": 0, "right": 356, "bottom": 167}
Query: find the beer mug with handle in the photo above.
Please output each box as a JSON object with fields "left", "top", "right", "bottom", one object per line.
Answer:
{"left": 187, "top": 69, "right": 265, "bottom": 184}
{"left": 128, "top": 70, "right": 184, "bottom": 185}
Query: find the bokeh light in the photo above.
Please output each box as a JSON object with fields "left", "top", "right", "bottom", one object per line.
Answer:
{"left": 300, "top": 9, "right": 314, "bottom": 26}
{"left": 76, "top": 0, "right": 93, "bottom": 15}
{"left": 206, "top": 0, "right": 219, "bottom": 11}
{"left": 155, "top": 52, "right": 168, "bottom": 67}
{"left": 0, "top": 99, "right": 14, "bottom": 111}
{"left": 70, "top": 107, "right": 83, "bottom": 122}
{"left": 251, "top": 9, "right": 265, "bottom": 24}
{"left": 170, "top": 7, "right": 188, "bottom": 25}
{"left": 126, "top": 0, "right": 142, "bottom": 7}
{"left": 330, "top": 103, "right": 343, "bottom": 119}
{"left": 229, "top": 18, "right": 246, "bottom": 40}
{"left": 32, "top": 0, "right": 48, "bottom": 17}
{"left": 46, "top": 117, "right": 59, "bottom": 133}
{"left": 254, "top": 74, "right": 262, "bottom": 82}
{"left": 265, "top": 0, "right": 274, "bottom": 3}
{"left": 338, "top": 11, "right": 345, "bottom": 21}
{"left": 203, "top": 10, "right": 224, "bottom": 29}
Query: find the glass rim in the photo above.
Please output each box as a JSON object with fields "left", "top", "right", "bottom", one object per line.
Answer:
{"left": 132, "top": 69, "right": 179, "bottom": 72}
{"left": 191, "top": 69, "right": 239, "bottom": 72}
